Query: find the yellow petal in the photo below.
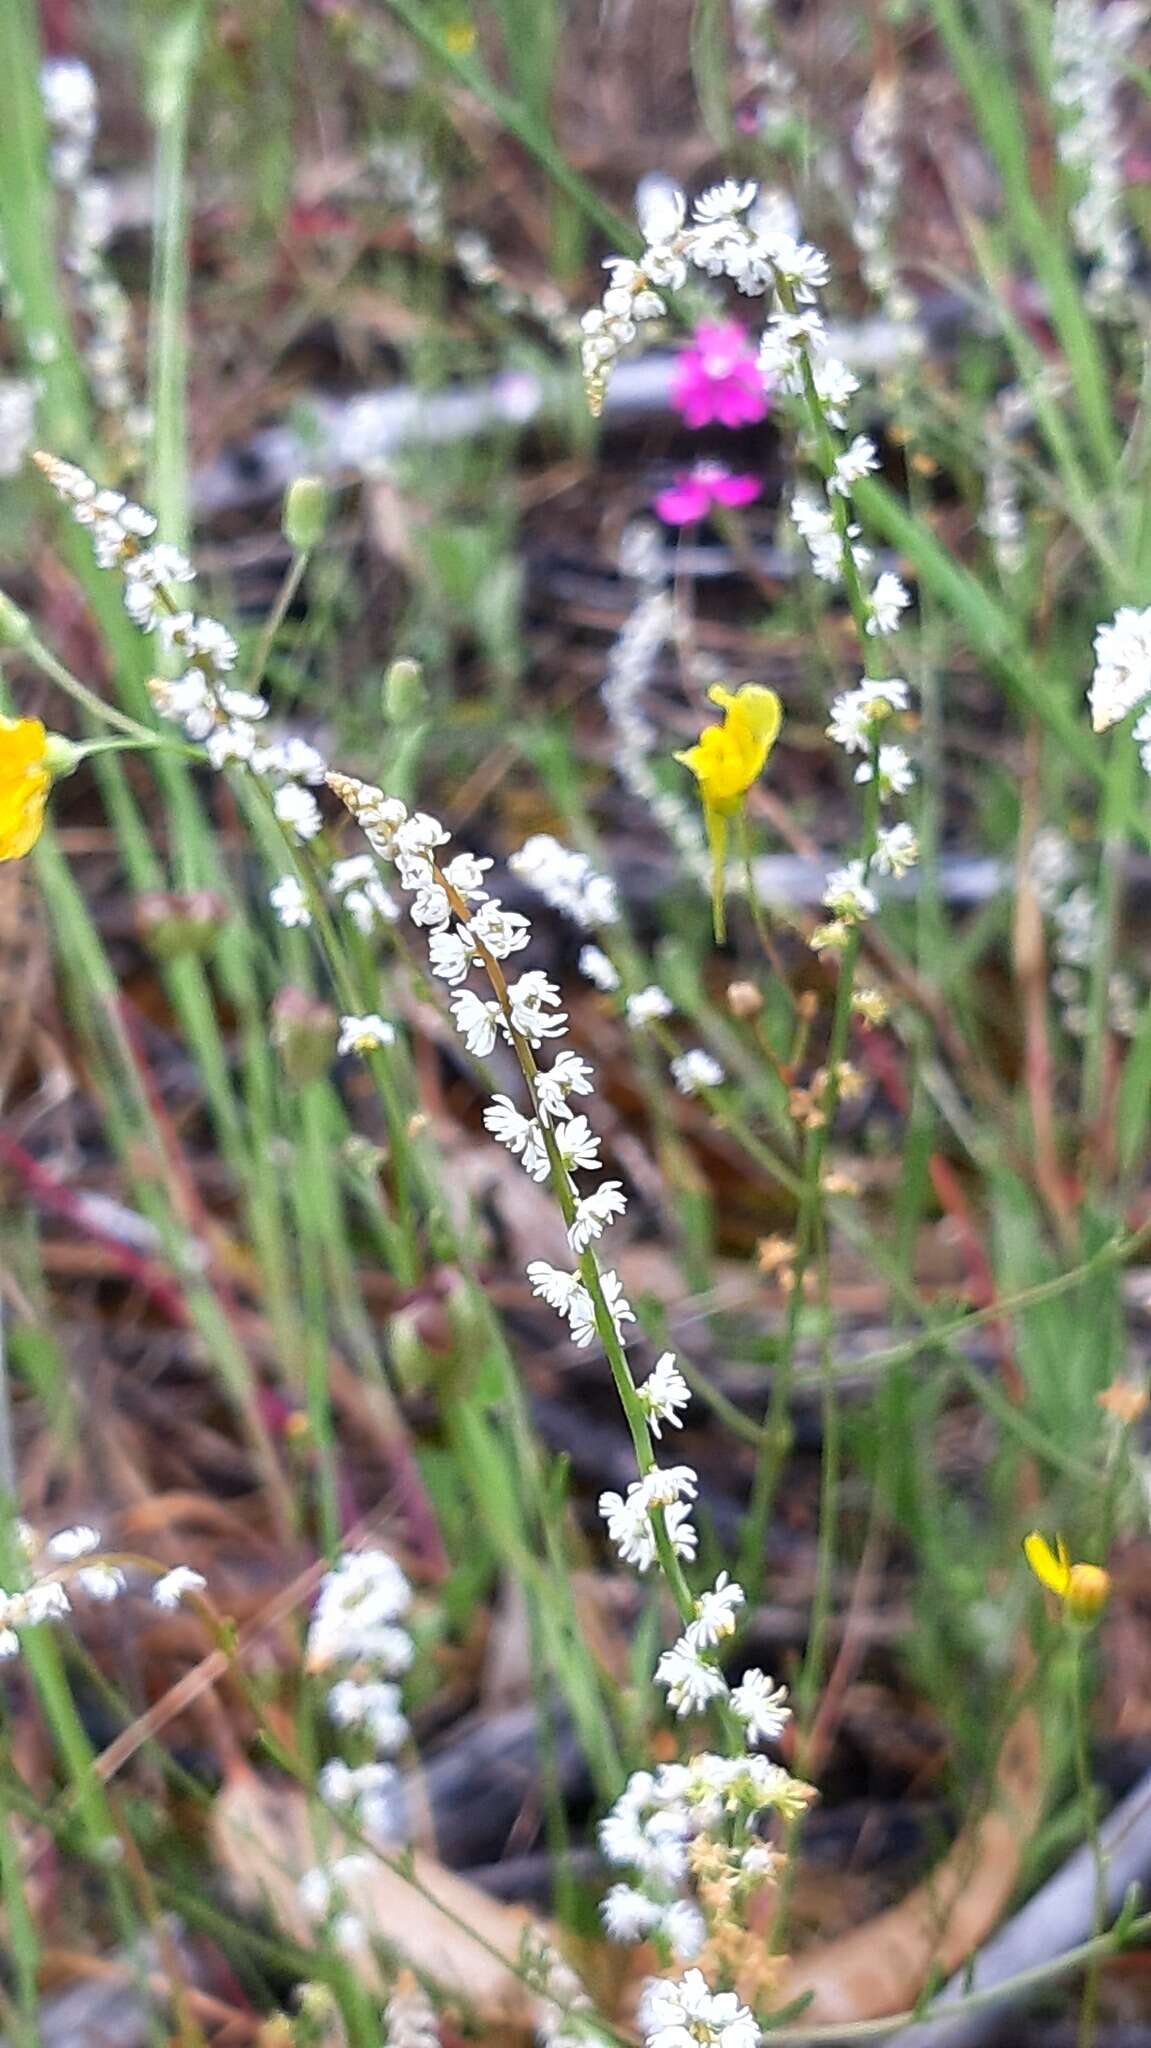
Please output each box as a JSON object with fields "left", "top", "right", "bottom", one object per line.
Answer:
{"left": 0, "top": 716, "right": 50, "bottom": 862}
{"left": 729, "top": 684, "right": 783, "bottom": 746}
{"left": 1023, "top": 1531, "right": 1071, "bottom": 1597}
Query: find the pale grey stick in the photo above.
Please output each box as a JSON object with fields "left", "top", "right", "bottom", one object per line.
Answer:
{"left": 890, "top": 1767, "right": 1151, "bottom": 2047}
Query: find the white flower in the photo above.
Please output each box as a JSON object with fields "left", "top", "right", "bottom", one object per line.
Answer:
{"left": 854, "top": 744, "right": 915, "bottom": 797}
{"left": 467, "top": 900, "right": 532, "bottom": 958}
{"left": 205, "top": 723, "right": 258, "bottom": 769}
{"left": 811, "top": 355, "right": 861, "bottom": 425}
{"left": 568, "top": 1268, "right": 634, "bottom": 1347}
{"left": 442, "top": 850, "right": 493, "bottom": 899}
{"left": 337, "top": 1013, "right": 395, "bottom": 1056}
{"left": 527, "top": 1261, "right": 584, "bottom": 1313}
{"left": 1089, "top": 606, "right": 1151, "bottom": 731}
{"left": 327, "top": 1678, "right": 409, "bottom": 1753}
{"left": 663, "top": 1898, "right": 707, "bottom": 1960}
{"left": 484, "top": 1095, "right": 535, "bottom": 1153}
{"left": 579, "top": 944, "right": 620, "bottom": 992}
{"left": 152, "top": 1566, "right": 206, "bottom": 1609}
{"left": 626, "top": 985, "right": 673, "bottom": 1027}
{"left": 394, "top": 811, "right": 450, "bottom": 858}
{"left": 866, "top": 571, "right": 910, "bottom": 636}
{"left": 343, "top": 879, "right": 398, "bottom": 932}
{"left": 535, "top": 1050, "right": 595, "bottom": 1122}
{"left": 506, "top": 971, "right": 568, "bottom": 1044}
{"left": 639, "top": 1353, "right": 690, "bottom": 1436}
{"left": 409, "top": 882, "right": 452, "bottom": 931}
{"left": 601, "top": 1883, "right": 661, "bottom": 1942}
{"left": 823, "top": 860, "right": 878, "bottom": 921}
{"left": 306, "top": 1549, "right": 411, "bottom": 1670}
{"left": 273, "top": 784, "right": 323, "bottom": 841}
{"left": 47, "top": 1525, "right": 102, "bottom": 1560}
{"left": 655, "top": 1637, "right": 729, "bottom": 1717}
{"left": 829, "top": 434, "right": 879, "bottom": 497}
{"left": 427, "top": 927, "right": 475, "bottom": 983}
{"left": 730, "top": 1669, "right": 791, "bottom": 1745}
{"left": 641, "top": 1969, "right": 760, "bottom": 2048}
{"left": 555, "top": 1115, "right": 602, "bottom": 1173}
{"left": 270, "top": 876, "right": 311, "bottom": 928}
{"left": 509, "top": 835, "right": 619, "bottom": 928}
{"left": 670, "top": 1049, "right": 724, "bottom": 1096}
{"left": 826, "top": 678, "right": 909, "bottom": 753}
{"left": 451, "top": 989, "right": 502, "bottom": 1056}
{"left": 76, "top": 1563, "right": 126, "bottom": 1601}
{"left": 330, "top": 854, "right": 377, "bottom": 894}
{"left": 693, "top": 178, "right": 758, "bottom": 224}
{"left": 691, "top": 1571, "right": 745, "bottom": 1647}
{"left": 599, "top": 1488, "right": 698, "bottom": 1572}
{"left": 873, "top": 822, "right": 919, "bottom": 877}
{"left": 568, "top": 1181, "right": 628, "bottom": 1253}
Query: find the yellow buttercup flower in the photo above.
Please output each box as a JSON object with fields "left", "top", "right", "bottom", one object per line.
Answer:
{"left": 675, "top": 683, "right": 782, "bottom": 942}
{"left": 0, "top": 716, "right": 51, "bottom": 862}
{"left": 1023, "top": 1531, "right": 1111, "bottom": 1625}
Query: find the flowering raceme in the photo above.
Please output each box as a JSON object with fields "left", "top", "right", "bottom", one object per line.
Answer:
{"left": 0, "top": 716, "right": 52, "bottom": 860}
{"left": 671, "top": 321, "right": 769, "bottom": 429}
{"left": 675, "top": 683, "right": 782, "bottom": 940}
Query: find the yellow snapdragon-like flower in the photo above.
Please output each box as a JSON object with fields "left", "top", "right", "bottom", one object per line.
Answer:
{"left": 1023, "top": 1532, "right": 1111, "bottom": 1625}
{"left": 0, "top": 716, "right": 51, "bottom": 862}
{"left": 675, "top": 683, "right": 782, "bottom": 942}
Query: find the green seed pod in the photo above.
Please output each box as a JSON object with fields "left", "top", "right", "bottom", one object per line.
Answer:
{"left": 383, "top": 657, "right": 427, "bottom": 725}
{"left": 282, "top": 476, "right": 328, "bottom": 554}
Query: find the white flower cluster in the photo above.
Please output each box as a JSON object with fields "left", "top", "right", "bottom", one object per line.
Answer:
{"left": 1039, "top": 857, "right": 1142, "bottom": 1041}
{"left": 599, "top": 1747, "right": 814, "bottom": 2000}
{"left": 1088, "top": 606, "right": 1151, "bottom": 736}
{"left": 33, "top": 454, "right": 329, "bottom": 832}
{"left": 509, "top": 834, "right": 619, "bottom": 928}
{"left": 307, "top": 1550, "right": 414, "bottom": 1860}
{"left": 0, "top": 1521, "right": 202, "bottom": 1658}
{"left": 40, "top": 59, "right": 141, "bottom": 434}
{"left": 641, "top": 1972, "right": 760, "bottom": 2048}
{"left": 731, "top": 0, "right": 798, "bottom": 141}
{"left": 1052, "top": 0, "right": 1142, "bottom": 317}
{"left": 324, "top": 775, "right": 719, "bottom": 1605}
{"left": 581, "top": 178, "right": 830, "bottom": 413}
{"left": 851, "top": 77, "right": 922, "bottom": 347}
{"left": 818, "top": 678, "right": 918, "bottom": 948}
{"left": 600, "top": 540, "right": 709, "bottom": 879}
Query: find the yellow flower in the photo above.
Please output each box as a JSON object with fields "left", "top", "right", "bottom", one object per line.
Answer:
{"left": 1023, "top": 1532, "right": 1111, "bottom": 1625}
{"left": 675, "top": 684, "right": 782, "bottom": 943}
{"left": 0, "top": 716, "right": 51, "bottom": 862}
{"left": 676, "top": 683, "right": 782, "bottom": 816}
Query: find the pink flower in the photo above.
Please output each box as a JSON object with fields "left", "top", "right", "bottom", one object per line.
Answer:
{"left": 654, "top": 463, "right": 761, "bottom": 525}
{"left": 671, "top": 321, "right": 769, "bottom": 430}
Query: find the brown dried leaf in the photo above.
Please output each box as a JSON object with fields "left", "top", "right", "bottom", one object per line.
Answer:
{"left": 213, "top": 1768, "right": 543, "bottom": 2028}
{"left": 775, "top": 1706, "right": 1042, "bottom": 2023}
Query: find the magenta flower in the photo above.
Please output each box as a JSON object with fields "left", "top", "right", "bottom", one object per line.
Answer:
{"left": 671, "top": 320, "right": 769, "bottom": 430}
{"left": 654, "top": 463, "right": 761, "bottom": 525}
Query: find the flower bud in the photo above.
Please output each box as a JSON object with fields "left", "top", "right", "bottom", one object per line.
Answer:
{"left": 726, "top": 979, "right": 763, "bottom": 1019}
{"left": 282, "top": 476, "right": 328, "bottom": 554}
{"left": 383, "top": 658, "right": 427, "bottom": 725}
{"left": 136, "top": 890, "right": 228, "bottom": 961}
{"left": 42, "top": 732, "right": 82, "bottom": 779}
{"left": 270, "top": 986, "right": 338, "bottom": 1085}
{"left": 1065, "top": 1563, "right": 1111, "bottom": 1627}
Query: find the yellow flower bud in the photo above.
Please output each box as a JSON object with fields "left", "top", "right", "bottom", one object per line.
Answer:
{"left": 1023, "top": 1532, "right": 1111, "bottom": 1626}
